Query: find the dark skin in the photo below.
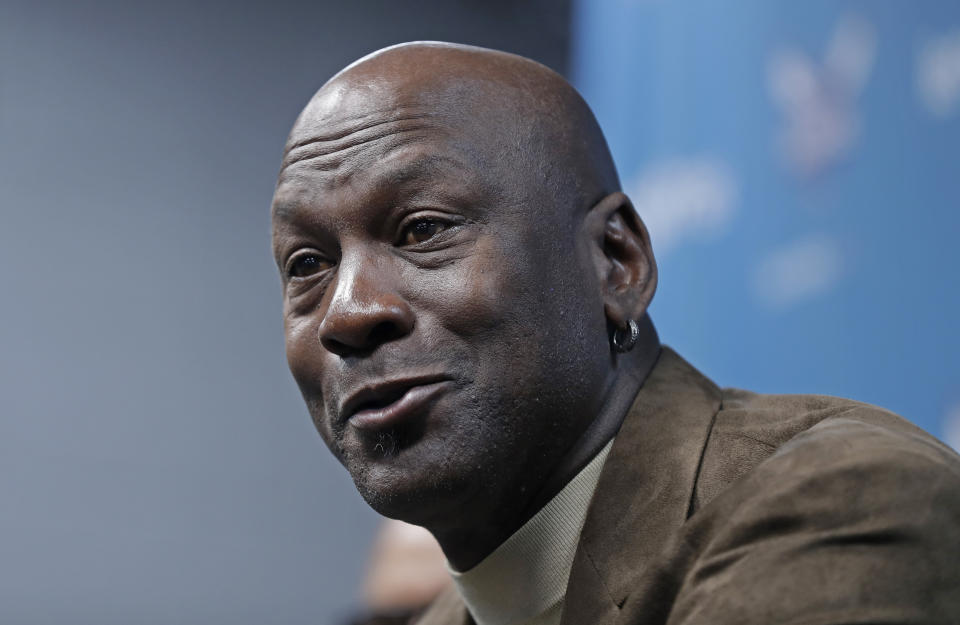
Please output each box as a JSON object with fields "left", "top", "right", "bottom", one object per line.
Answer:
{"left": 271, "top": 42, "right": 660, "bottom": 571}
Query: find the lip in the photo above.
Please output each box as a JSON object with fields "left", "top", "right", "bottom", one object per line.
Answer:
{"left": 340, "top": 375, "right": 453, "bottom": 431}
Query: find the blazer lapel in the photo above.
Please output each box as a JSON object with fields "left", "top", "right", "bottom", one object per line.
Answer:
{"left": 560, "top": 347, "right": 721, "bottom": 624}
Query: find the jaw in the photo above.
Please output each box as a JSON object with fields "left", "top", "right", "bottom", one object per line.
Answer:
{"left": 344, "top": 431, "right": 488, "bottom": 528}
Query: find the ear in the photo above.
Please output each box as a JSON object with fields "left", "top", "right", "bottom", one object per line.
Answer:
{"left": 584, "top": 191, "right": 658, "bottom": 327}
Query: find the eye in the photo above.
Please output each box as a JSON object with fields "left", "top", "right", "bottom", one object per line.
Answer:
{"left": 399, "top": 218, "right": 448, "bottom": 246}
{"left": 286, "top": 252, "right": 332, "bottom": 278}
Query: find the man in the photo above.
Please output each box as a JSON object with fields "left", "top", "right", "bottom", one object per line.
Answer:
{"left": 271, "top": 42, "right": 960, "bottom": 625}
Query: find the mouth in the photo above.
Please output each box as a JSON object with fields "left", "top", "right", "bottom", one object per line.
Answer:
{"left": 340, "top": 375, "right": 453, "bottom": 432}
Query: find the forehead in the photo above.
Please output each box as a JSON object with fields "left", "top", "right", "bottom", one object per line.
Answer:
{"left": 272, "top": 81, "right": 518, "bottom": 224}
{"left": 272, "top": 142, "right": 487, "bottom": 222}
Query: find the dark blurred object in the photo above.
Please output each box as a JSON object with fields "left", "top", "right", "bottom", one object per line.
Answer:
{"left": 348, "top": 610, "right": 418, "bottom": 625}
{"left": 345, "top": 520, "right": 450, "bottom": 625}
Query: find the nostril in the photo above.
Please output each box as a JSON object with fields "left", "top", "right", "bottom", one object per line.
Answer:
{"left": 318, "top": 326, "right": 351, "bottom": 355}
{"left": 319, "top": 334, "right": 347, "bottom": 355}
{"left": 318, "top": 319, "right": 408, "bottom": 356}
{"left": 317, "top": 294, "right": 416, "bottom": 356}
{"left": 368, "top": 320, "right": 403, "bottom": 346}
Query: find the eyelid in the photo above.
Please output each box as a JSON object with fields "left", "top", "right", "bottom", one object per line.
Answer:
{"left": 284, "top": 248, "right": 333, "bottom": 278}
{"left": 397, "top": 210, "right": 459, "bottom": 229}
{"left": 395, "top": 211, "right": 467, "bottom": 245}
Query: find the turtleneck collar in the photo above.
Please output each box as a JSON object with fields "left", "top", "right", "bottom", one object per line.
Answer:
{"left": 448, "top": 439, "right": 614, "bottom": 625}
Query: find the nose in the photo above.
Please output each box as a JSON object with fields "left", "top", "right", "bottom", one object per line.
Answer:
{"left": 317, "top": 253, "right": 415, "bottom": 356}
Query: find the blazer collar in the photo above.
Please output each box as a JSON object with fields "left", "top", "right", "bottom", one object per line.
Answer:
{"left": 560, "top": 347, "right": 721, "bottom": 625}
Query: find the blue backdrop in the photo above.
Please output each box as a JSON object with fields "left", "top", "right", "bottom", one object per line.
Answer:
{"left": 572, "top": 0, "right": 960, "bottom": 446}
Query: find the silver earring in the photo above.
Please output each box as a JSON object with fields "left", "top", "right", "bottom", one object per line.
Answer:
{"left": 612, "top": 319, "right": 639, "bottom": 353}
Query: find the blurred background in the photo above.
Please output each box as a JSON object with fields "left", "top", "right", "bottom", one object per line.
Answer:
{"left": 1, "top": 1, "right": 958, "bottom": 623}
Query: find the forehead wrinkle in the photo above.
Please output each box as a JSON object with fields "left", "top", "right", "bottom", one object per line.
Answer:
{"left": 286, "top": 111, "right": 432, "bottom": 152}
{"left": 271, "top": 151, "right": 486, "bottom": 245}
{"left": 282, "top": 121, "right": 436, "bottom": 171}
{"left": 278, "top": 129, "right": 438, "bottom": 191}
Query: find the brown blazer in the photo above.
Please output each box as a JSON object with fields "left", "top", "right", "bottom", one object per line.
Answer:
{"left": 415, "top": 347, "right": 960, "bottom": 625}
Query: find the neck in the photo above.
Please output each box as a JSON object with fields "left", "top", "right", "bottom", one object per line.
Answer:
{"left": 432, "top": 318, "right": 661, "bottom": 571}
{"left": 523, "top": 318, "right": 659, "bottom": 519}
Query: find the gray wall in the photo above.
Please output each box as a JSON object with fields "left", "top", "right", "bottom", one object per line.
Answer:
{"left": 0, "top": 2, "right": 569, "bottom": 623}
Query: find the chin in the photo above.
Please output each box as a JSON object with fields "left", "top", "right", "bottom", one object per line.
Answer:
{"left": 344, "top": 434, "right": 485, "bottom": 527}
{"left": 353, "top": 466, "right": 474, "bottom": 527}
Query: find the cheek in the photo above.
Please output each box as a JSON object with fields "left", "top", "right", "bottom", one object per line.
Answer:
{"left": 410, "top": 236, "right": 528, "bottom": 338}
{"left": 435, "top": 230, "right": 607, "bottom": 394}
{"left": 283, "top": 310, "right": 337, "bottom": 439}
{"left": 410, "top": 234, "right": 579, "bottom": 400}
{"left": 284, "top": 311, "right": 317, "bottom": 381}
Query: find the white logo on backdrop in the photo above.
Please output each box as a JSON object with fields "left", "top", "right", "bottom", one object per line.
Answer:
{"left": 917, "top": 28, "right": 960, "bottom": 118}
{"left": 752, "top": 234, "right": 844, "bottom": 309}
{"left": 625, "top": 157, "right": 738, "bottom": 257}
{"left": 768, "top": 14, "right": 876, "bottom": 177}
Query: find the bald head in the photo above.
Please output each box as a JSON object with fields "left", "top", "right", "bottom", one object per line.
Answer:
{"left": 281, "top": 42, "right": 620, "bottom": 218}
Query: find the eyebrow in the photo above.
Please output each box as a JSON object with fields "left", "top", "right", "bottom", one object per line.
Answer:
{"left": 379, "top": 153, "right": 473, "bottom": 186}
{"left": 272, "top": 152, "right": 479, "bottom": 223}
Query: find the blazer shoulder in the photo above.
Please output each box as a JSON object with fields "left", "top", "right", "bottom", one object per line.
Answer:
{"left": 692, "top": 388, "right": 954, "bottom": 513}
{"left": 654, "top": 409, "right": 960, "bottom": 625}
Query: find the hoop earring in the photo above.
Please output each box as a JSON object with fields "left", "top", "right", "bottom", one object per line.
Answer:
{"left": 612, "top": 319, "right": 639, "bottom": 353}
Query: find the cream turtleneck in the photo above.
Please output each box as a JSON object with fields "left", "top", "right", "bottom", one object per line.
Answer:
{"left": 448, "top": 439, "right": 613, "bottom": 625}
